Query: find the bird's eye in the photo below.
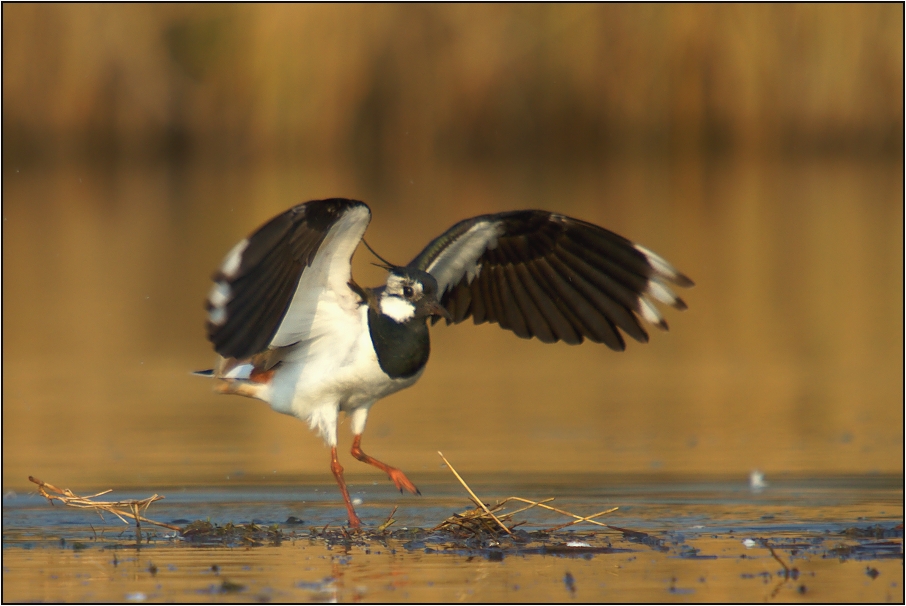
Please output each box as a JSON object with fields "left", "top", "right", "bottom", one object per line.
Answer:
{"left": 403, "top": 285, "right": 414, "bottom": 298}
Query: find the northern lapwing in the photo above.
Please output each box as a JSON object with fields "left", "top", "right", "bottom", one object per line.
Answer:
{"left": 199, "top": 198, "right": 693, "bottom": 528}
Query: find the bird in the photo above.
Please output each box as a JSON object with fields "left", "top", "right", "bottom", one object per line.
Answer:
{"left": 198, "top": 198, "right": 693, "bottom": 528}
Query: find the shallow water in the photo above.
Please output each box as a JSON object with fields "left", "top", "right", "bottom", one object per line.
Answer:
{"left": 3, "top": 475, "right": 902, "bottom": 602}
{"left": 4, "top": 157, "right": 903, "bottom": 487}
{"left": 3, "top": 157, "right": 903, "bottom": 602}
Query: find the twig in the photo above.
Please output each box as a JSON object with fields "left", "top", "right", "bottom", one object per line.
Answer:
{"left": 29, "top": 476, "right": 181, "bottom": 532}
{"left": 544, "top": 507, "right": 619, "bottom": 531}
{"left": 131, "top": 503, "right": 142, "bottom": 543}
{"left": 433, "top": 459, "right": 619, "bottom": 536}
{"left": 377, "top": 506, "right": 398, "bottom": 532}
{"left": 496, "top": 496, "right": 556, "bottom": 517}
{"left": 437, "top": 452, "right": 512, "bottom": 535}
{"left": 506, "top": 497, "right": 617, "bottom": 529}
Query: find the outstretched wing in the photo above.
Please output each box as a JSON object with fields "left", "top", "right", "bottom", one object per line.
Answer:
{"left": 206, "top": 199, "right": 371, "bottom": 360}
{"left": 408, "top": 211, "right": 693, "bottom": 350}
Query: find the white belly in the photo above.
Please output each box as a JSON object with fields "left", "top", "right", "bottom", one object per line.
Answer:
{"left": 266, "top": 305, "right": 423, "bottom": 445}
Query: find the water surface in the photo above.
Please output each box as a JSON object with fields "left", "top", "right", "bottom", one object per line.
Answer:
{"left": 3, "top": 475, "right": 902, "bottom": 602}
{"left": 4, "top": 158, "right": 902, "bottom": 489}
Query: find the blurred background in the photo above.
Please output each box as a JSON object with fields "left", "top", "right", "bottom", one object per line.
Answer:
{"left": 3, "top": 4, "right": 903, "bottom": 490}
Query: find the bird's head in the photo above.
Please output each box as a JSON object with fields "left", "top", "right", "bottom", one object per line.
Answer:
{"left": 379, "top": 267, "right": 452, "bottom": 324}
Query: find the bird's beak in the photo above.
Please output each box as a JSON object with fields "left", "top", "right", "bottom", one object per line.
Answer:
{"left": 428, "top": 299, "right": 453, "bottom": 322}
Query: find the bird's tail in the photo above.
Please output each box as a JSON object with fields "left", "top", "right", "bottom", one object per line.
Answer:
{"left": 190, "top": 362, "right": 254, "bottom": 380}
{"left": 192, "top": 357, "right": 269, "bottom": 402}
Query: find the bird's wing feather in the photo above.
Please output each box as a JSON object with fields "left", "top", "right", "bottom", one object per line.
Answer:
{"left": 206, "top": 199, "right": 371, "bottom": 360}
{"left": 408, "top": 210, "right": 693, "bottom": 350}
{"left": 409, "top": 216, "right": 506, "bottom": 294}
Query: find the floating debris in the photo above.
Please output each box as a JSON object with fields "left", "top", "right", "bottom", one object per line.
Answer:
{"left": 29, "top": 476, "right": 180, "bottom": 542}
{"left": 181, "top": 520, "right": 283, "bottom": 546}
{"left": 434, "top": 452, "right": 618, "bottom": 539}
{"left": 608, "top": 525, "right": 669, "bottom": 551}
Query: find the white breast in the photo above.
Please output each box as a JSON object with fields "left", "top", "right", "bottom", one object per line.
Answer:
{"left": 266, "top": 305, "right": 423, "bottom": 446}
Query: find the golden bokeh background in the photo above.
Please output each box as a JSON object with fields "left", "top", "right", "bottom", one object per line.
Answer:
{"left": 3, "top": 4, "right": 903, "bottom": 490}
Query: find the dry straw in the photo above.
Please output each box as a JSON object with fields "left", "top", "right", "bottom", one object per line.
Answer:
{"left": 29, "top": 476, "right": 180, "bottom": 541}
{"left": 434, "top": 452, "right": 618, "bottom": 536}
{"left": 31, "top": 458, "right": 618, "bottom": 540}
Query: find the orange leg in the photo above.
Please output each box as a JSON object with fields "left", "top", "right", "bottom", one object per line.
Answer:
{"left": 330, "top": 446, "right": 362, "bottom": 529}
{"left": 351, "top": 434, "right": 420, "bottom": 495}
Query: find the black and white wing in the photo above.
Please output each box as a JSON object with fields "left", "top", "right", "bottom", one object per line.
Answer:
{"left": 206, "top": 199, "right": 371, "bottom": 360}
{"left": 408, "top": 211, "right": 693, "bottom": 351}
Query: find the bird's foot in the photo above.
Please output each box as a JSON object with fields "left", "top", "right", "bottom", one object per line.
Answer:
{"left": 350, "top": 435, "right": 421, "bottom": 495}
{"left": 387, "top": 468, "right": 420, "bottom": 495}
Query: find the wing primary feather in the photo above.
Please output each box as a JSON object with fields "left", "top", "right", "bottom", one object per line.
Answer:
{"left": 532, "top": 232, "right": 604, "bottom": 343}
{"left": 479, "top": 268, "right": 500, "bottom": 325}
{"left": 637, "top": 295, "right": 669, "bottom": 331}
{"left": 225, "top": 213, "right": 295, "bottom": 279}
{"left": 470, "top": 273, "right": 488, "bottom": 324}
{"left": 568, "top": 222, "right": 659, "bottom": 281}
{"left": 495, "top": 264, "right": 531, "bottom": 338}
{"left": 486, "top": 265, "right": 512, "bottom": 331}
{"left": 451, "top": 276, "right": 473, "bottom": 323}
{"left": 213, "top": 267, "right": 297, "bottom": 357}
{"left": 522, "top": 251, "right": 586, "bottom": 344}
{"left": 556, "top": 240, "right": 650, "bottom": 309}
{"left": 214, "top": 252, "right": 296, "bottom": 335}
{"left": 504, "top": 263, "right": 555, "bottom": 342}
{"left": 551, "top": 248, "right": 649, "bottom": 343}
{"left": 222, "top": 246, "right": 296, "bottom": 315}
{"left": 633, "top": 243, "right": 695, "bottom": 287}
{"left": 532, "top": 257, "right": 599, "bottom": 345}
{"left": 444, "top": 286, "right": 458, "bottom": 323}
{"left": 476, "top": 252, "right": 503, "bottom": 326}
{"left": 557, "top": 237, "right": 683, "bottom": 325}
{"left": 211, "top": 263, "right": 294, "bottom": 359}
{"left": 518, "top": 262, "right": 577, "bottom": 343}
{"left": 542, "top": 253, "right": 626, "bottom": 351}
{"left": 558, "top": 236, "right": 650, "bottom": 291}
{"left": 482, "top": 244, "right": 528, "bottom": 336}
{"left": 644, "top": 278, "right": 687, "bottom": 310}
{"left": 569, "top": 225, "right": 692, "bottom": 291}
{"left": 497, "top": 239, "right": 555, "bottom": 342}
{"left": 552, "top": 246, "right": 650, "bottom": 341}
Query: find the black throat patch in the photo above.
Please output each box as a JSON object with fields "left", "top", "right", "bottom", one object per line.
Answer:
{"left": 368, "top": 308, "right": 431, "bottom": 379}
